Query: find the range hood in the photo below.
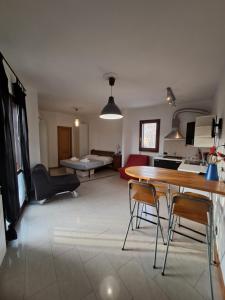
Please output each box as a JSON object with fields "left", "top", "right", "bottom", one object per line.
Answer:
{"left": 164, "top": 117, "right": 184, "bottom": 140}
{"left": 164, "top": 108, "right": 209, "bottom": 141}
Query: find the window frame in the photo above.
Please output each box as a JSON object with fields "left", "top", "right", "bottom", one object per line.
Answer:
{"left": 139, "top": 119, "right": 160, "bottom": 152}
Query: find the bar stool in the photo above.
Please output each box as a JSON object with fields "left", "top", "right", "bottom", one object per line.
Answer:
{"left": 137, "top": 181, "right": 177, "bottom": 230}
{"left": 122, "top": 180, "right": 165, "bottom": 268}
{"left": 151, "top": 182, "right": 170, "bottom": 211}
{"left": 140, "top": 180, "right": 171, "bottom": 208}
{"left": 162, "top": 192, "right": 214, "bottom": 300}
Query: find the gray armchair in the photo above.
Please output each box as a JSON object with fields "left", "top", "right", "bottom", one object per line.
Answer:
{"left": 31, "top": 164, "right": 80, "bottom": 202}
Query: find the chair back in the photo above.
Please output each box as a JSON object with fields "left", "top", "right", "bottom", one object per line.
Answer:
{"left": 31, "top": 164, "right": 52, "bottom": 200}
{"left": 126, "top": 154, "right": 149, "bottom": 167}
{"left": 129, "top": 180, "right": 157, "bottom": 205}
{"left": 172, "top": 193, "right": 212, "bottom": 225}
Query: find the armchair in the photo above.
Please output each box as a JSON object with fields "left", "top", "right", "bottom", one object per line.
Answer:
{"left": 119, "top": 154, "right": 149, "bottom": 180}
{"left": 31, "top": 164, "right": 80, "bottom": 202}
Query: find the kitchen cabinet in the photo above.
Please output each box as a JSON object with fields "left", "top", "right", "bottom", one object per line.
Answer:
{"left": 186, "top": 122, "right": 195, "bottom": 145}
{"left": 154, "top": 158, "right": 182, "bottom": 170}
{"left": 194, "top": 115, "right": 215, "bottom": 147}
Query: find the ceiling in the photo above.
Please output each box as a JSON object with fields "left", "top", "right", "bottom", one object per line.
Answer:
{"left": 1, "top": 0, "right": 225, "bottom": 115}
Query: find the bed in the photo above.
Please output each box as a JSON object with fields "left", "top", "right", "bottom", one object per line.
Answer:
{"left": 60, "top": 149, "right": 115, "bottom": 178}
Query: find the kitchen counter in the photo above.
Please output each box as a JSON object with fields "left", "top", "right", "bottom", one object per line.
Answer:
{"left": 178, "top": 161, "right": 207, "bottom": 174}
{"left": 153, "top": 156, "right": 207, "bottom": 173}
{"left": 154, "top": 156, "right": 183, "bottom": 162}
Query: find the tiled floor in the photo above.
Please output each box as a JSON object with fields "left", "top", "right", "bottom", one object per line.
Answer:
{"left": 0, "top": 175, "right": 223, "bottom": 300}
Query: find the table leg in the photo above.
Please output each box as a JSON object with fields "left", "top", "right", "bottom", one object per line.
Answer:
{"left": 210, "top": 192, "right": 216, "bottom": 264}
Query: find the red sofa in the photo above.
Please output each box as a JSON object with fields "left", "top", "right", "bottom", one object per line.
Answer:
{"left": 119, "top": 154, "right": 150, "bottom": 180}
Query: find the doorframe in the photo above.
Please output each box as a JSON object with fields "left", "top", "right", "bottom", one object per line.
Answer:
{"left": 57, "top": 126, "right": 72, "bottom": 167}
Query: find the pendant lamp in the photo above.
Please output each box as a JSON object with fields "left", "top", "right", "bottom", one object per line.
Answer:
{"left": 74, "top": 108, "right": 80, "bottom": 127}
{"left": 100, "top": 76, "right": 123, "bottom": 119}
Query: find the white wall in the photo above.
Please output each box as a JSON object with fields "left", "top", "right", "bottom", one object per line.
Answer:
{"left": 39, "top": 118, "right": 48, "bottom": 168}
{"left": 87, "top": 114, "right": 123, "bottom": 153}
{"left": 39, "top": 110, "right": 83, "bottom": 168}
{"left": 122, "top": 100, "right": 212, "bottom": 165}
{"left": 25, "top": 88, "right": 40, "bottom": 167}
{"left": 212, "top": 68, "right": 225, "bottom": 283}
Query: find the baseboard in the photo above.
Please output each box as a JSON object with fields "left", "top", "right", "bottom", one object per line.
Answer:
{"left": 215, "top": 246, "right": 225, "bottom": 298}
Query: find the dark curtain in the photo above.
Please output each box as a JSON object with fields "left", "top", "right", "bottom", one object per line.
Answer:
{"left": 0, "top": 55, "right": 20, "bottom": 240}
{"left": 13, "top": 82, "right": 31, "bottom": 200}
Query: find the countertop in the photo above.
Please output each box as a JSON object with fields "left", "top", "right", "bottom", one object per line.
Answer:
{"left": 154, "top": 156, "right": 183, "bottom": 162}
{"left": 154, "top": 156, "right": 207, "bottom": 173}
{"left": 178, "top": 162, "right": 207, "bottom": 174}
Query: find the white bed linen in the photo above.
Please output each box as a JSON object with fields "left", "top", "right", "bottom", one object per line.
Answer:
{"left": 85, "top": 154, "right": 113, "bottom": 165}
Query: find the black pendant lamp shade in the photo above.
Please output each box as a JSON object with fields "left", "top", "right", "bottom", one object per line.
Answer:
{"left": 100, "top": 96, "right": 123, "bottom": 119}
{"left": 100, "top": 76, "right": 123, "bottom": 119}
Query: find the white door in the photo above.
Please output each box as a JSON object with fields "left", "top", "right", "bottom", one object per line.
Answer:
{"left": 79, "top": 124, "right": 89, "bottom": 157}
{"left": 0, "top": 192, "right": 6, "bottom": 265}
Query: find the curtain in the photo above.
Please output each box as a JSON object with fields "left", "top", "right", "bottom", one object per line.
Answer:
{"left": 0, "top": 55, "right": 20, "bottom": 240}
{"left": 13, "top": 82, "right": 31, "bottom": 200}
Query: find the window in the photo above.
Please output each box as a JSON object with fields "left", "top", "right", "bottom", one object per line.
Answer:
{"left": 139, "top": 119, "right": 160, "bottom": 152}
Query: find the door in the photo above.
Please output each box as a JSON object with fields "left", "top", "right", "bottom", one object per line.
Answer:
{"left": 58, "top": 126, "right": 72, "bottom": 165}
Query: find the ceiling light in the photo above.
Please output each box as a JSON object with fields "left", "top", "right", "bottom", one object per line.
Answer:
{"left": 74, "top": 108, "right": 80, "bottom": 127}
{"left": 166, "top": 87, "right": 176, "bottom": 106}
{"left": 100, "top": 75, "right": 123, "bottom": 120}
{"left": 74, "top": 118, "right": 80, "bottom": 127}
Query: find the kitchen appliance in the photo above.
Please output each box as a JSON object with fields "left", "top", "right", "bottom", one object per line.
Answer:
{"left": 165, "top": 108, "right": 209, "bottom": 141}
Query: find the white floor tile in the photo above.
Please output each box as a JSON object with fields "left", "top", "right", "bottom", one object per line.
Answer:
{"left": 119, "top": 259, "right": 169, "bottom": 300}
{"left": 0, "top": 174, "right": 223, "bottom": 300}
{"left": 25, "top": 282, "right": 60, "bottom": 300}
{"left": 85, "top": 254, "right": 132, "bottom": 300}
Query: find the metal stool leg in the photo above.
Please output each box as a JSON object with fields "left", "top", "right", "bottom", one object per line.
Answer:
{"left": 137, "top": 203, "right": 144, "bottom": 228}
{"left": 162, "top": 209, "right": 174, "bottom": 275}
{"left": 122, "top": 202, "right": 137, "bottom": 250}
{"left": 129, "top": 196, "right": 134, "bottom": 231}
{"left": 153, "top": 202, "right": 160, "bottom": 268}
{"left": 156, "top": 202, "right": 166, "bottom": 245}
{"left": 206, "top": 208, "right": 214, "bottom": 300}
{"left": 165, "top": 193, "right": 170, "bottom": 215}
{"left": 136, "top": 202, "right": 140, "bottom": 229}
{"left": 171, "top": 215, "right": 178, "bottom": 241}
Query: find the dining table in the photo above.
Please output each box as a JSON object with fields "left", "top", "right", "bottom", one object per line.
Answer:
{"left": 125, "top": 166, "right": 225, "bottom": 196}
{"left": 125, "top": 165, "right": 225, "bottom": 260}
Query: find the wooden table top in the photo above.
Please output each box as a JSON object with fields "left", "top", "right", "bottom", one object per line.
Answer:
{"left": 125, "top": 166, "right": 225, "bottom": 196}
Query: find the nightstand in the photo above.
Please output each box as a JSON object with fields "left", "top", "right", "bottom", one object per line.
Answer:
{"left": 113, "top": 154, "right": 122, "bottom": 170}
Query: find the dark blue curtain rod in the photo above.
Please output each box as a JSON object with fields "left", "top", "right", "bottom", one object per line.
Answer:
{"left": 0, "top": 51, "right": 26, "bottom": 92}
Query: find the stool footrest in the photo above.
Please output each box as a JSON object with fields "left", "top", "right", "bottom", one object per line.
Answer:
{"left": 172, "top": 229, "right": 206, "bottom": 244}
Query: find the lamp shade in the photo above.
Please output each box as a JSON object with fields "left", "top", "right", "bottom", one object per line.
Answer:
{"left": 100, "top": 96, "right": 123, "bottom": 119}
